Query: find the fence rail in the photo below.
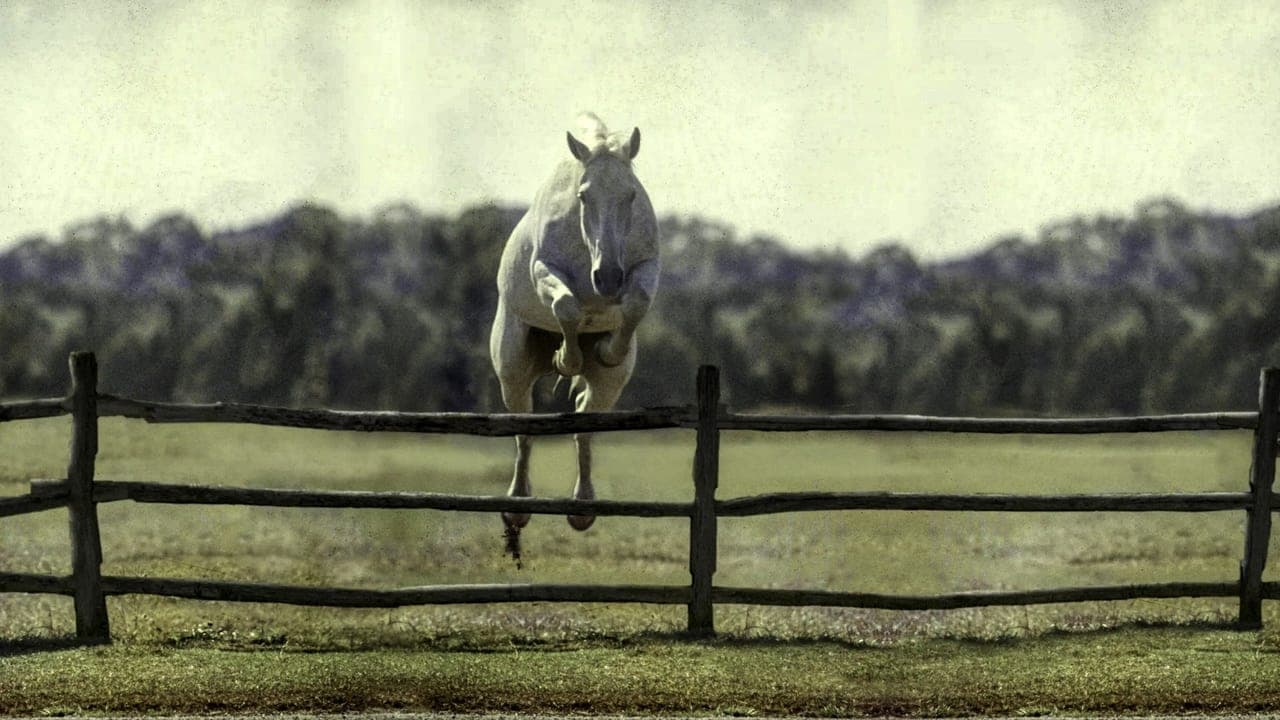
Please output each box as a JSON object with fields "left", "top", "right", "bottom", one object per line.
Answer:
{"left": 712, "top": 582, "right": 1254, "bottom": 610}
{"left": 718, "top": 411, "right": 1262, "bottom": 433}
{"left": 0, "top": 397, "right": 67, "bottom": 422}
{"left": 96, "top": 394, "right": 694, "bottom": 435}
{"left": 27, "top": 478, "right": 693, "bottom": 517}
{"left": 1, "top": 352, "right": 1278, "bottom": 643}
{"left": 716, "top": 490, "right": 1258, "bottom": 514}
{"left": 0, "top": 572, "right": 690, "bottom": 607}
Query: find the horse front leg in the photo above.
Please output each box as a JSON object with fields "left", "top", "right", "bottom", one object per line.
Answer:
{"left": 552, "top": 297, "right": 583, "bottom": 377}
{"left": 596, "top": 260, "right": 657, "bottom": 368}
{"left": 534, "top": 260, "right": 584, "bottom": 376}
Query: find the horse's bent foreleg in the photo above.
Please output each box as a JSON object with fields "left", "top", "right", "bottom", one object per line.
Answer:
{"left": 553, "top": 305, "right": 583, "bottom": 377}
{"left": 533, "top": 260, "right": 584, "bottom": 376}
{"left": 551, "top": 292, "right": 583, "bottom": 376}
{"left": 595, "top": 261, "right": 656, "bottom": 367}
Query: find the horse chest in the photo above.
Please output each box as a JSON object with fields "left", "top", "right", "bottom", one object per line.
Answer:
{"left": 579, "top": 305, "right": 623, "bottom": 333}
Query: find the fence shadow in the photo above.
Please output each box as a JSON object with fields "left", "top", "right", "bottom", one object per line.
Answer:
{"left": 4, "top": 617, "right": 1246, "bottom": 657}
{"left": 0, "top": 634, "right": 100, "bottom": 658}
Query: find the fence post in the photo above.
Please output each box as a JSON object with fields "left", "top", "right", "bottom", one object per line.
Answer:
{"left": 688, "top": 365, "right": 720, "bottom": 637}
{"left": 1240, "top": 367, "right": 1280, "bottom": 629}
{"left": 67, "top": 351, "right": 110, "bottom": 643}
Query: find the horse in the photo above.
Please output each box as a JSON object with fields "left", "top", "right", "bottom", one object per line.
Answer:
{"left": 489, "top": 113, "right": 659, "bottom": 565}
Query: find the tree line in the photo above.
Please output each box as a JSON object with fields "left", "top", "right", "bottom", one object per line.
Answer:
{"left": 2, "top": 196, "right": 1279, "bottom": 415}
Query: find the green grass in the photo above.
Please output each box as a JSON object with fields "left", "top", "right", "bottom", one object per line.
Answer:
{"left": 5, "top": 629, "right": 1280, "bottom": 716}
{"left": 5, "top": 416, "right": 1280, "bottom": 714}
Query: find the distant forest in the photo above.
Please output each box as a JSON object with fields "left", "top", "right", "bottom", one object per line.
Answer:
{"left": 2, "top": 196, "right": 1279, "bottom": 415}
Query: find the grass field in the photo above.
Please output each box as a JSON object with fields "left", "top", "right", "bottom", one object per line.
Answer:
{"left": 4, "top": 415, "right": 1280, "bottom": 714}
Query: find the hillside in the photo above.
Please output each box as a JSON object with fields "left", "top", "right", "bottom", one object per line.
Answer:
{"left": 2, "top": 197, "right": 1279, "bottom": 414}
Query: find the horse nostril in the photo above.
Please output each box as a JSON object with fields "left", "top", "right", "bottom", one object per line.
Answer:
{"left": 591, "top": 268, "right": 624, "bottom": 295}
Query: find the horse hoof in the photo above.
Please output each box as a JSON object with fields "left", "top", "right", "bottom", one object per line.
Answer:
{"left": 567, "top": 514, "right": 595, "bottom": 531}
{"left": 503, "top": 512, "right": 531, "bottom": 529}
{"left": 554, "top": 347, "right": 582, "bottom": 377}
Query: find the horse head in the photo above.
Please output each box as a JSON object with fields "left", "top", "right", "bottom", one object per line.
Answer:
{"left": 566, "top": 126, "right": 641, "bottom": 299}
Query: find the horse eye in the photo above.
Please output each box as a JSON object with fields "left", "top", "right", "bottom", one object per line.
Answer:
{"left": 628, "top": 189, "right": 636, "bottom": 203}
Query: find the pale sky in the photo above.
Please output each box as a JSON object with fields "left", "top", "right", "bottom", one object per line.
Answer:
{"left": 2, "top": 1, "right": 1278, "bottom": 259}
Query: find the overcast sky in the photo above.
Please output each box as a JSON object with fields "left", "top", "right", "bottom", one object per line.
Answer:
{"left": 2, "top": 1, "right": 1278, "bottom": 259}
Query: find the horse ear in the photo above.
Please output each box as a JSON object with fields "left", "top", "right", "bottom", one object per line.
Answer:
{"left": 567, "top": 132, "right": 592, "bottom": 162}
{"left": 627, "top": 127, "right": 641, "bottom": 159}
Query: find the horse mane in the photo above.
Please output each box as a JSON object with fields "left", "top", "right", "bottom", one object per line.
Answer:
{"left": 573, "top": 112, "right": 633, "bottom": 162}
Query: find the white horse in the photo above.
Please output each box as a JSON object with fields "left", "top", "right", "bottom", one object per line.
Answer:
{"left": 489, "top": 113, "right": 659, "bottom": 563}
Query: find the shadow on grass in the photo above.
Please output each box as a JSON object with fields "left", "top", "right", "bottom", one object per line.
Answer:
{"left": 1041, "top": 616, "right": 1240, "bottom": 636}
{"left": 0, "top": 634, "right": 102, "bottom": 657}
{"left": 96, "top": 616, "right": 1249, "bottom": 656}
{"left": 927, "top": 616, "right": 1244, "bottom": 648}
{"left": 0, "top": 608, "right": 1254, "bottom": 656}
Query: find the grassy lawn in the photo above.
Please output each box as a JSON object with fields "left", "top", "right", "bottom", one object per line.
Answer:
{"left": 5, "top": 415, "right": 1280, "bottom": 714}
{"left": 5, "top": 628, "right": 1280, "bottom": 716}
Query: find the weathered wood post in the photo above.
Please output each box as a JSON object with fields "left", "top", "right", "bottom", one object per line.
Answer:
{"left": 688, "top": 365, "right": 720, "bottom": 637}
{"left": 67, "top": 351, "right": 110, "bottom": 642}
{"left": 1240, "top": 367, "right": 1280, "bottom": 629}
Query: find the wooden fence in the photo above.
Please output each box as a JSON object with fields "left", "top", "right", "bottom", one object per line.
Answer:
{"left": 1, "top": 351, "right": 1278, "bottom": 644}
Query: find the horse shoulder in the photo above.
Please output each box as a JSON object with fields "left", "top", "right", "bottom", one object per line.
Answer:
{"left": 529, "top": 166, "right": 587, "bottom": 272}
{"left": 497, "top": 165, "right": 584, "bottom": 330}
{"left": 496, "top": 212, "right": 535, "bottom": 299}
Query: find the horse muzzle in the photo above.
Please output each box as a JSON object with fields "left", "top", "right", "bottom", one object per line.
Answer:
{"left": 591, "top": 266, "right": 625, "bottom": 299}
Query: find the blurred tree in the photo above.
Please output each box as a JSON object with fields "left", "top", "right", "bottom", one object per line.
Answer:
{"left": 3, "top": 197, "right": 1280, "bottom": 415}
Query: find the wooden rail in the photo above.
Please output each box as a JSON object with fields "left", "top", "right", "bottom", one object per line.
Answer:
{"left": 1, "top": 352, "right": 1277, "bottom": 644}
{"left": 717, "top": 491, "right": 1255, "bottom": 515}
{"left": 28, "top": 478, "right": 693, "bottom": 517}
{"left": 0, "top": 397, "right": 67, "bottom": 422}
{"left": 0, "top": 572, "right": 689, "bottom": 607}
{"left": 9, "top": 482, "right": 1268, "bottom": 518}
{"left": 713, "top": 582, "right": 1244, "bottom": 609}
{"left": 720, "top": 411, "right": 1260, "bottom": 433}
{"left": 0, "top": 492, "right": 69, "bottom": 518}
{"left": 97, "top": 394, "right": 693, "bottom": 435}
{"left": 8, "top": 567, "right": 1280, "bottom": 611}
